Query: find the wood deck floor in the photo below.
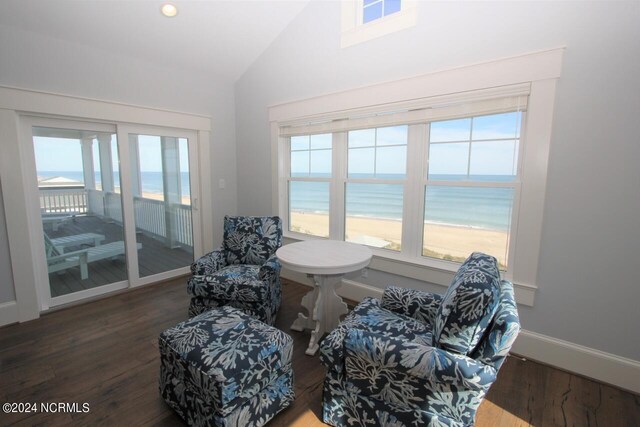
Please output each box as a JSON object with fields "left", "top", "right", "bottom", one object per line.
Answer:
{"left": 44, "top": 215, "right": 193, "bottom": 297}
{"left": 0, "top": 278, "right": 638, "bottom": 426}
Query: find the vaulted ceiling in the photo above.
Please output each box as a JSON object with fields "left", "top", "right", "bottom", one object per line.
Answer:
{"left": 0, "top": 0, "right": 310, "bottom": 81}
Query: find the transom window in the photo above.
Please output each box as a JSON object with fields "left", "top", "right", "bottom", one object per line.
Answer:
{"left": 341, "top": 0, "right": 417, "bottom": 48}
{"left": 363, "top": 0, "right": 402, "bottom": 24}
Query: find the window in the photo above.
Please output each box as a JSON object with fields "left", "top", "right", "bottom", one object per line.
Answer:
{"left": 272, "top": 48, "right": 563, "bottom": 304}
{"left": 345, "top": 126, "right": 407, "bottom": 250}
{"left": 287, "top": 134, "right": 332, "bottom": 238}
{"left": 363, "top": 0, "right": 402, "bottom": 23}
{"left": 341, "top": 0, "right": 417, "bottom": 48}
{"left": 283, "top": 111, "right": 523, "bottom": 268}
{"left": 424, "top": 113, "right": 522, "bottom": 269}
{"left": 280, "top": 87, "right": 529, "bottom": 274}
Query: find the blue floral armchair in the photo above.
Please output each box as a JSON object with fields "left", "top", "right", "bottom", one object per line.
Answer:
{"left": 187, "top": 216, "right": 283, "bottom": 325}
{"left": 319, "top": 252, "right": 520, "bottom": 427}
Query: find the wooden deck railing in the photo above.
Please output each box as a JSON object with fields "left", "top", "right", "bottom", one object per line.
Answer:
{"left": 133, "top": 197, "right": 193, "bottom": 248}
{"left": 40, "top": 188, "right": 87, "bottom": 214}
{"left": 43, "top": 188, "right": 193, "bottom": 249}
{"left": 133, "top": 197, "right": 167, "bottom": 239}
{"left": 174, "top": 203, "right": 193, "bottom": 247}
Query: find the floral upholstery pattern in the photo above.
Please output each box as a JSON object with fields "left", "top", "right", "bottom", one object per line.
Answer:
{"left": 319, "top": 297, "right": 433, "bottom": 373}
{"left": 223, "top": 216, "right": 282, "bottom": 266}
{"left": 187, "top": 216, "right": 283, "bottom": 325}
{"left": 159, "top": 306, "right": 295, "bottom": 427}
{"left": 320, "top": 252, "right": 520, "bottom": 427}
{"left": 434, "top": 252, "right": 501, "bottom": 355}
{"left": 381, "top": 285, "right": 443, "bottom": 325}
{"left": 188, "top": 265, "right": 269, "bottom": 301}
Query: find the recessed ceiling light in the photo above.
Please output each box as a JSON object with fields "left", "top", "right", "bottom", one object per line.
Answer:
{"left": 161, "top": 3, "right": 178, "bottom": 18}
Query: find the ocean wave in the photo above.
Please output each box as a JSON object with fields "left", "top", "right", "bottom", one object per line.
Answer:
{"left": 423, "top": 220, "right": 507, "bottom": 232}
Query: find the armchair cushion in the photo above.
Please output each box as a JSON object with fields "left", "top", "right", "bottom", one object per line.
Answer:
{"left": 223, "top": 216, "right": 282, "bottom": 266}
{"left": 320, "top": 297, "right": 432, "bottom": 373}
{"left": 434, "top": 252, "right": 501, "bottom": 355}
{"left": 187, "top": 265, "right": 268, "bottom": 302}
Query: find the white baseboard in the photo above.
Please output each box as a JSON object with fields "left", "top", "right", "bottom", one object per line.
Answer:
{"left": 511, "top": 330, "right": 640, "bottom": 394}
{"left": 0, "top": 300, "right": 18, "bottom": 327}
{"left": 284, "top": 273, "right": 640, "bottom": 394}
{"left": 340, "top": 279, "right": 383, "bottom": 302}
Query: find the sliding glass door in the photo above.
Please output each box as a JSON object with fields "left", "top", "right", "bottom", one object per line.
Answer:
{"left": 26, "top": 118, "right": 201, "bottom": 307}
{"left": 32, "top": 123, "right": 127, "bottom": 300}
{"left": 125, "top": 131, "right": 199, "bottom": 280}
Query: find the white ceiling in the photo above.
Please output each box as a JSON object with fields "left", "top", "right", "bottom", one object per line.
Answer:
{"left": 0, "top": 0, "right": 310, "bottom": 81}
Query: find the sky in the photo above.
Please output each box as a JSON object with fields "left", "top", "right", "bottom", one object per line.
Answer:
{"left": 34, "top": 134, "right": 190, "bottom": 174}
{"left": 34, "top": 112, "right": 519, "bottom": 179}
{"left": 291, "top": 112, "right": 522, "bottom": 178}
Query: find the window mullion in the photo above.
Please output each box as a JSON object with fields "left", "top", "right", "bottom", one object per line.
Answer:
{"left": 373, "top": 128, "right": 378, "bottom": 176}
{"left": 402, "top": 123, "right": 426, "bottom": 258}
{"left": 307, "top": 135, "right": 311, "bottom": 175}
{"left": 330, "top": 131, "right": 347, "bottom": 240}
{"left": 467, "top": 118, "right": 473, "bottom": 179}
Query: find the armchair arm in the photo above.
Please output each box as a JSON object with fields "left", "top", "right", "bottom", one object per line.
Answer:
{"left": 345, "top": 329, "right": 497, "bottom": 392}
{"left": 381, "top": 286, "right": 443, "bottom": 325}
{"left": 259, "top": 253, "right": 281, "bottom": 282}
{"left": 190, "top": 247, "right": 226, "bottom": 275}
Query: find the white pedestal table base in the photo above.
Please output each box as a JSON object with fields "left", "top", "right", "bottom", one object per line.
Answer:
{"left": 290, "top": 274, "right": 349, "bottom": 356}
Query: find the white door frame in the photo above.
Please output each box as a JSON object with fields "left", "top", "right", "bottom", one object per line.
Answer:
{"left": 116, "top": 123, "right": 202, "bottom": 288}
{"left": 19, "top": 115, "right": 130, "bottom": 310}
{"left": 0, "top": 85, "right": 211, "bottom": 321}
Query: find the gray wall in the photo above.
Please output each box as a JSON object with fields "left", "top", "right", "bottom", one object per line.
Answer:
{"left": 0, "top": 180, "right": 16, "bottom": 303}
{"left": 0, "top": 24, "right": 238, "bottom": 247}
{"left": 235, "top": 1, "right": 640, "bottom": 360}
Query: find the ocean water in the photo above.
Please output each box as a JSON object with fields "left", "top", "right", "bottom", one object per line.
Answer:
{"left": 38, "top": 171, "right": 191, "bottom": 197}
{"left": 42, "top": 171, "right": 513, "bottom": 232}
{"left": 290, "top": 174, "right": 514, "bottom": 231}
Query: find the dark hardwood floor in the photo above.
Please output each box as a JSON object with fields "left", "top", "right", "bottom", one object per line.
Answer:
{"left": 1, "top": 278, "right": 638, "bottom": 426}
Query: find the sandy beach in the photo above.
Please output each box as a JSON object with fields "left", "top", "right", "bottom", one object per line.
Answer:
{"left": 290, "top": 211, "right": 508, "bottom": 266}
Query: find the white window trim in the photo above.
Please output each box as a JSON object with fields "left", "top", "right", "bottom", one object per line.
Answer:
{"left": 341, "top": 0, "right": 418, "bottom": 48}
{"left": 270, "top": 48, "right": 565, "bottom": 306}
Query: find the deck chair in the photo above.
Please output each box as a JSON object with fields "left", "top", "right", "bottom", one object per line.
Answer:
{"left": 49, "top": 233, "right": 106, "bottom": 253}
{"left": 45, "top": 235, "right": 141, "bottom": 280}
{"left": 41, "top": 212, "right": 78, "bottom": 231}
